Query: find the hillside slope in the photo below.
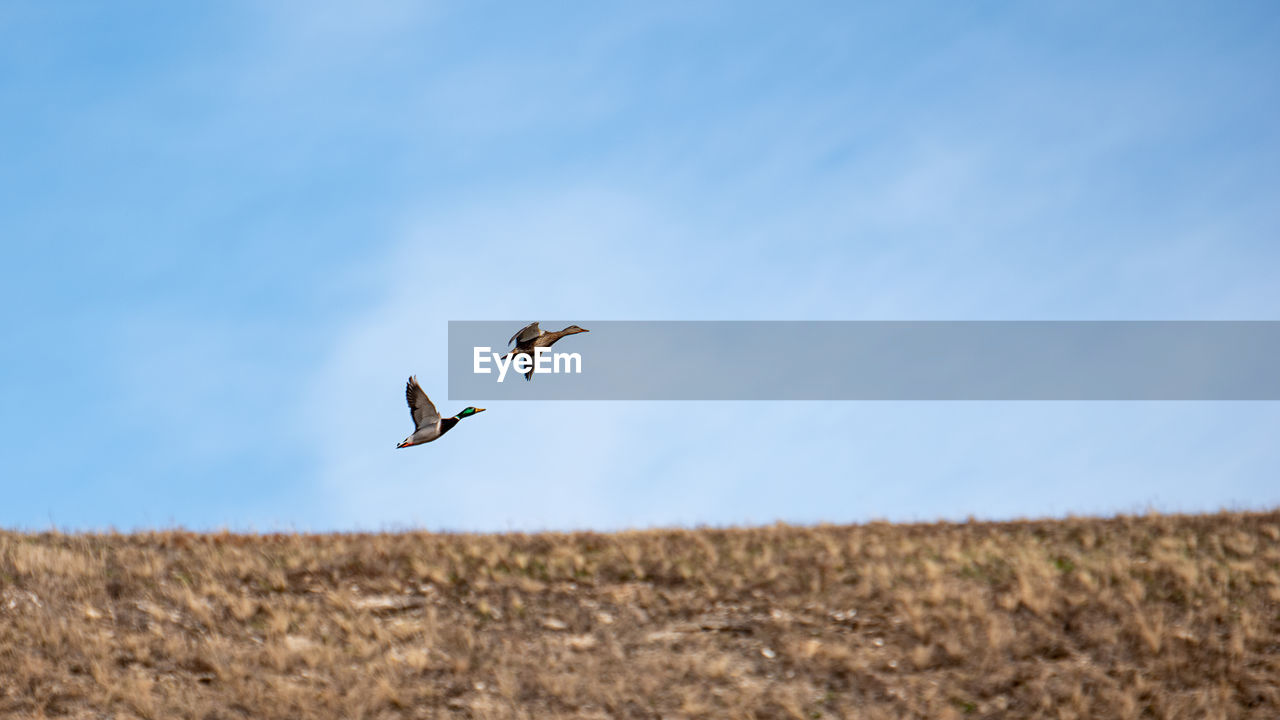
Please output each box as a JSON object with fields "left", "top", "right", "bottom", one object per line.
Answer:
{"left": 2, "top": 511, "right": 1278, "bottom": 719}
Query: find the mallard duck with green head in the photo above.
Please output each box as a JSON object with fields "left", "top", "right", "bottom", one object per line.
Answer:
{"left": 396, "top": 376, "right": 485, "bottom": 448}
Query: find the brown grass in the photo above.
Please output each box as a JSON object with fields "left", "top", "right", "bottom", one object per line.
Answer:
{"left": 2, "top": 510, "right": 1279, "bottom": 719}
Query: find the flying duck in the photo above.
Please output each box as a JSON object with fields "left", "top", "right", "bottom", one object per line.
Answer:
{"left": 396, "top": 376, "right": 485, "bottom": 448}
{"left": 503, "top": 322, "right": 589, "bottom": 380}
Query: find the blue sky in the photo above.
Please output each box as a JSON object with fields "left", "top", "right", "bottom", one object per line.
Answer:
{"left": 2, "top": 2, "right": 1279, "bottom": 531}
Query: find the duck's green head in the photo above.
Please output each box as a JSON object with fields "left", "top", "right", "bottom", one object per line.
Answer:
{"left": 456, "top": 407, "right": 485, "bottom": 419}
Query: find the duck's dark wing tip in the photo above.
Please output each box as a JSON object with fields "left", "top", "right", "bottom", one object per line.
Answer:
{"left": 509, "top": 321, "right": 541, "bottom": 346}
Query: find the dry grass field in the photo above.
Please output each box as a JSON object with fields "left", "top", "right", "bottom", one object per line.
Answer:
{"left": 2, "top": 511, "right": 1278, "bottom": 719}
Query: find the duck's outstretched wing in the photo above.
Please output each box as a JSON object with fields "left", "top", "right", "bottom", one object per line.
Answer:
{"left": 508, "top": 322, "right": 542, "bottom": 346}
{"left": 405, "top": 376, "right": 440, "bottom": 431}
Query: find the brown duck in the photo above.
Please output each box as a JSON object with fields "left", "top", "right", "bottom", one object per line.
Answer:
{"left": 503, "top": 322, "right": 589, "bottom": 380}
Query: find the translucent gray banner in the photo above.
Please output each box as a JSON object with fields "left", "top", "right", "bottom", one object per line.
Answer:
{"left": 447, "top": 321, "right": 1280, "bottom": 400}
